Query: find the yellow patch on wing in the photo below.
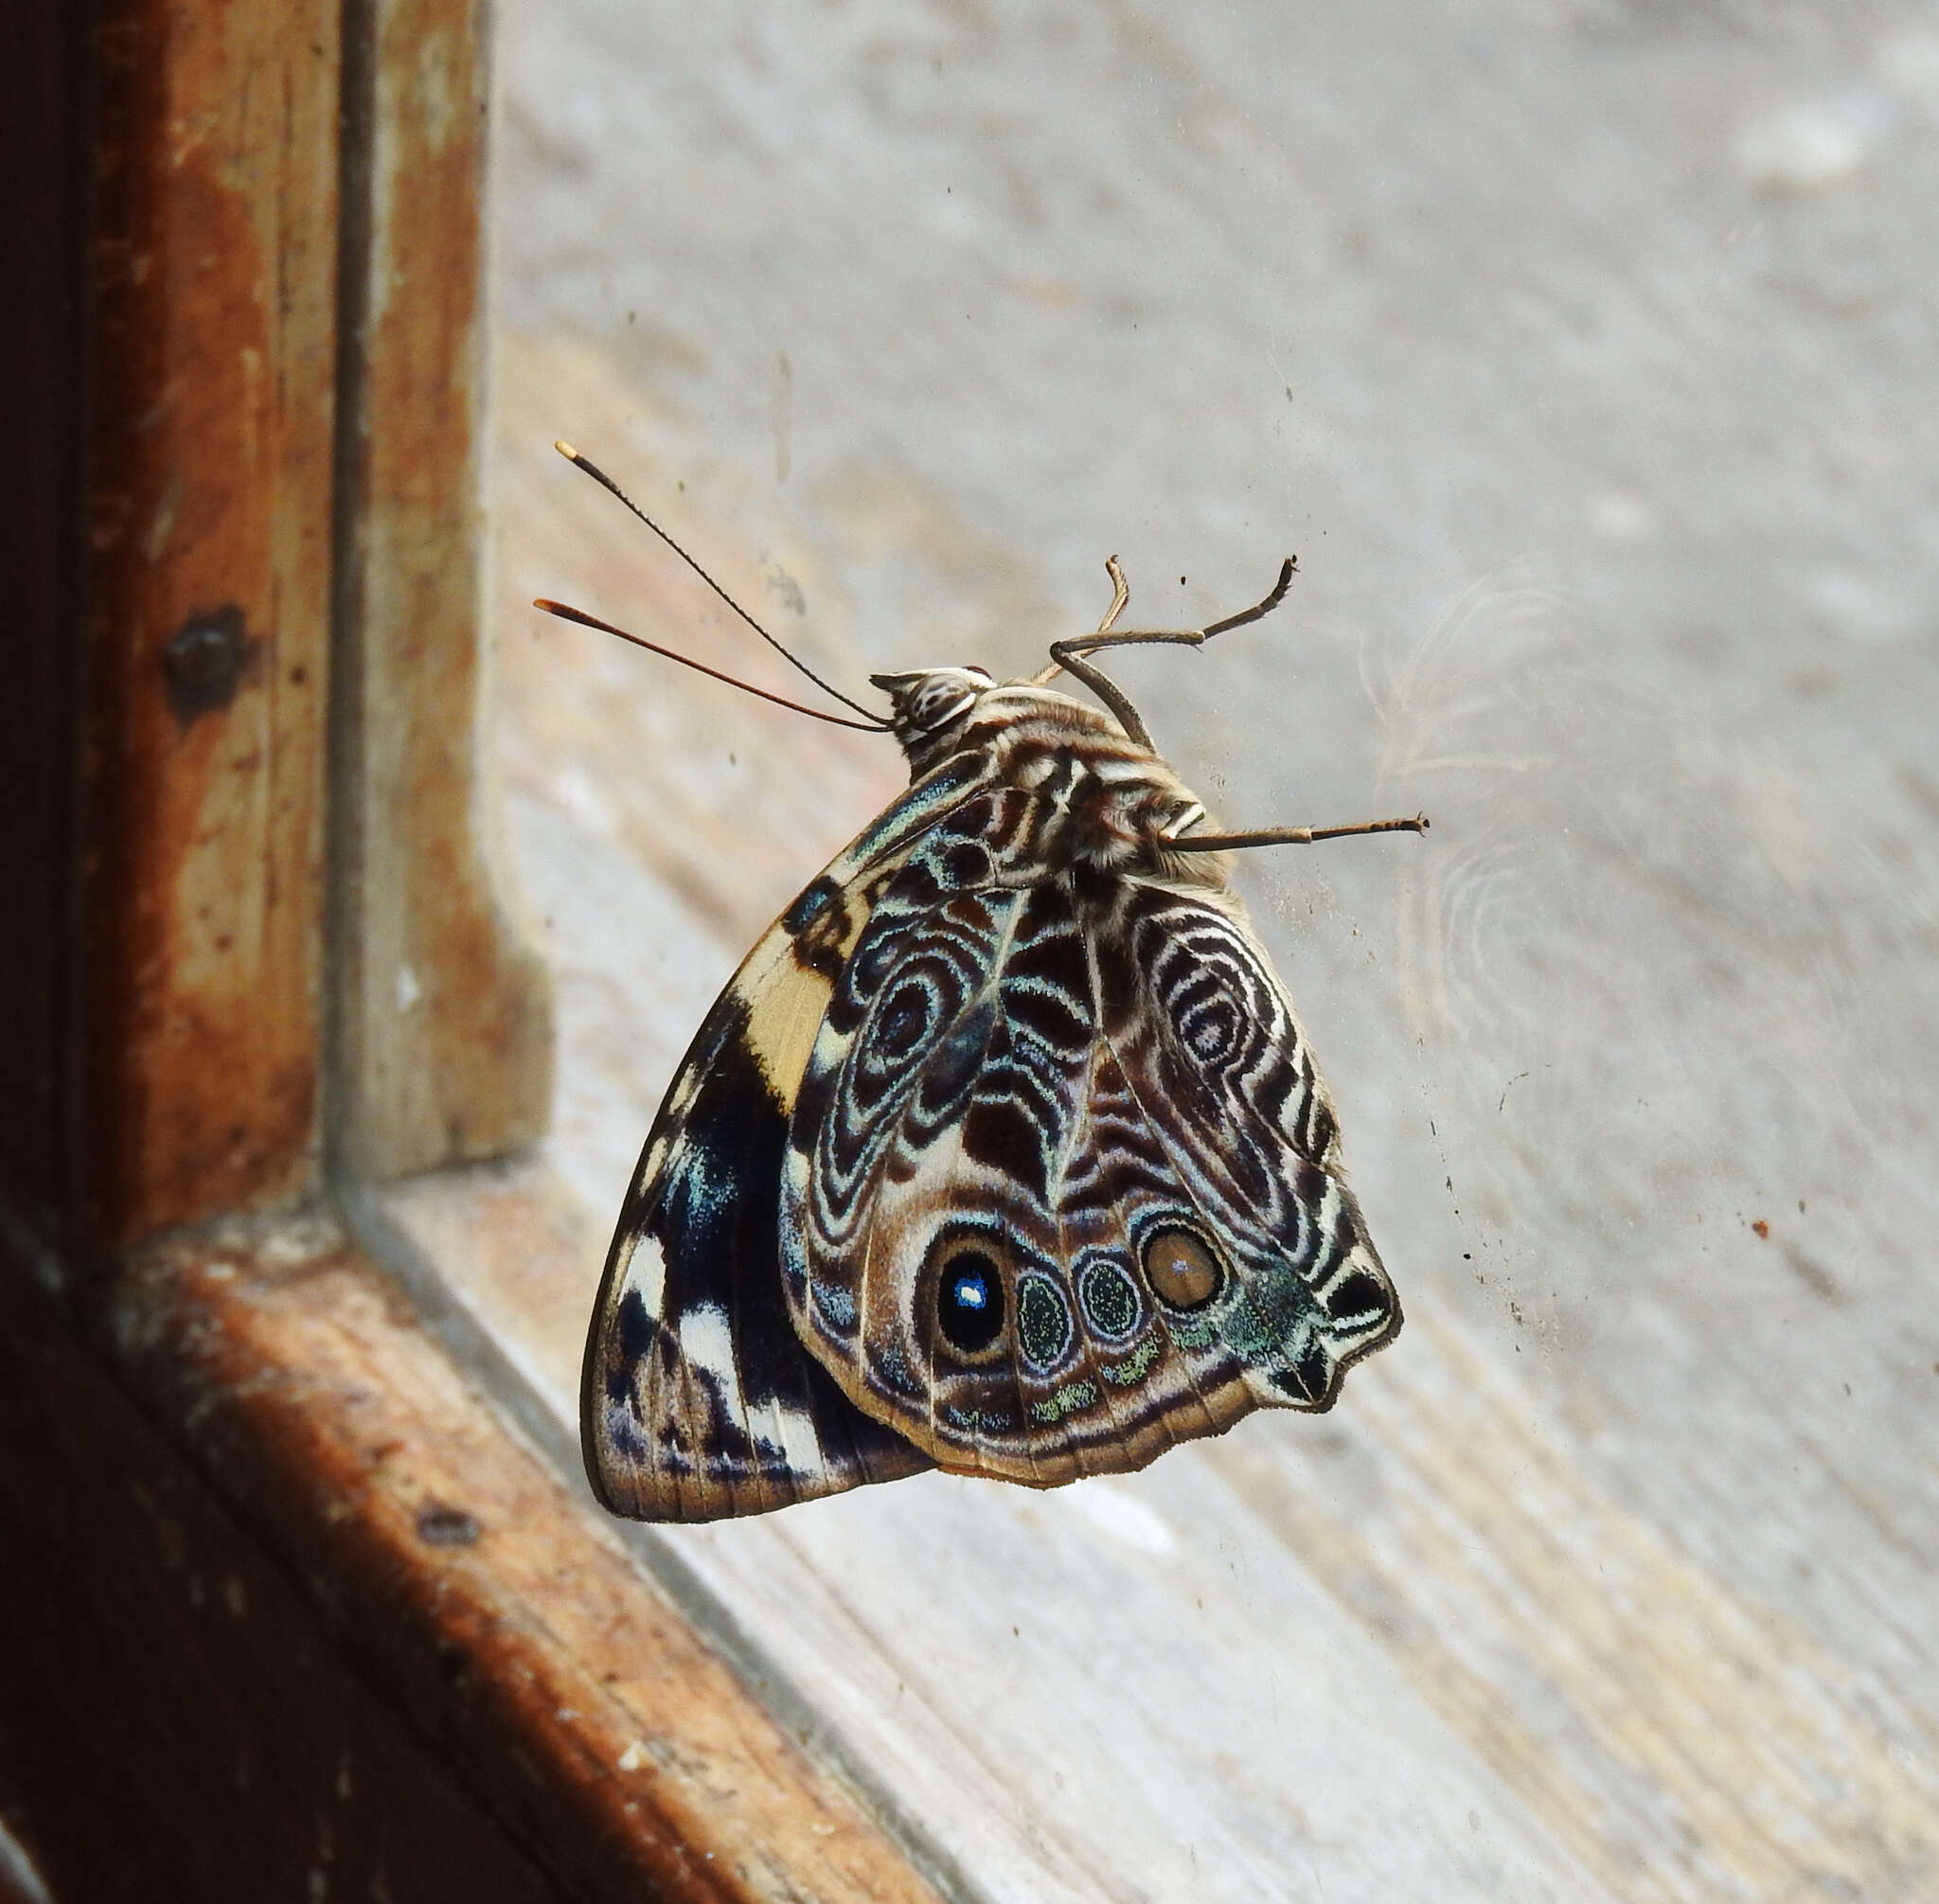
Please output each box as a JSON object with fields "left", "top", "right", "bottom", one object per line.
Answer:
{"left": 733, "top": 880, "right": 880, "bottom": 1104}
{"left": 740, "top": 956, "right": 835, "bottom": 1101}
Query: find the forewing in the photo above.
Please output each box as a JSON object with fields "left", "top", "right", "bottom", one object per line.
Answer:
{"left": 782, "top": 847, "right": 1399, "bottom": 1485}
{"left": 581, "top": 753, "right": 997, "bottom": 1522}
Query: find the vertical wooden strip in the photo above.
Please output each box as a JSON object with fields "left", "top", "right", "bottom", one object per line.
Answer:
{"left": 331, "top": 0, "right": 554, "bottom": 1182}
{"left": 81, "top": 0, "right": 342, "bottom": 1246}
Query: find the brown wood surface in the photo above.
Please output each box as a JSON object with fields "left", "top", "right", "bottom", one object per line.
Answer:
{"left": 331, "top": 0, "right": 554, "bottom": 1183}
{"left": 0, "top": 1219, "right": 946, "bottom": 1904}
{"left": 0, "top": 1238, "right": 560, "bottom": 1903}
{"left": 80, "top": 0, "right": 344, "bottom": 1245}
{"left": 5, "top": 0, "right": 553, "bottom": 1240}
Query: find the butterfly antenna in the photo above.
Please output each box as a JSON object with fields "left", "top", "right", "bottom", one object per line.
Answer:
{"left": 533, "top": 598, "right": 890, "bottom": 732}
{"left": 554, "top": 441, "right": 884, "bottom": 723}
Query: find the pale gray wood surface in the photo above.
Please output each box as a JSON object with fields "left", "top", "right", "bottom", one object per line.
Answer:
{"left": 418, "top": 6, "right": 1939, "bottom": 1897}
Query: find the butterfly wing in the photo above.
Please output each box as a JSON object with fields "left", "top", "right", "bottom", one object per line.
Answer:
{"left": 781, "top": 817, "right": 1400, "bottom": 1485}
{"left": 582, "top": 755, "right": 998, "bottom": 1521}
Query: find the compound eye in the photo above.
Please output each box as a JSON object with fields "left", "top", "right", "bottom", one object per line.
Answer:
{"left": 916, "top": 685, "right": 977, "bottom": 732}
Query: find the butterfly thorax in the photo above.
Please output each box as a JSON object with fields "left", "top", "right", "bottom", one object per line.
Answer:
{"left": 872, "top": 668, "right": 1229, "bottom": 888}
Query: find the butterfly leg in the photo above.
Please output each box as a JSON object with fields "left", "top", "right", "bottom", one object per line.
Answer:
{"left": 1034, "top": 558, "right": 1301, "bottom": 746}
{"left": 1044, "top": 629, "right": 1202, "bottom": 748}
{"left": 1029, "top": 555, "right": 1136, "bottom": 686}
{"left": 1094, "top": 554, "right": 1131, "bottom": 637}
{"left": 1167, "top": 812, "right": 1430, "bottom": 852}
{"left": 1071, "top": 555, "right": 1297, "bottom": 657}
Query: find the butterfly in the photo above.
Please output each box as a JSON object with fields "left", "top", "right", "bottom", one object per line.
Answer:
{"left": 543, "top": 449, "right": 1424, "bottom": 1522}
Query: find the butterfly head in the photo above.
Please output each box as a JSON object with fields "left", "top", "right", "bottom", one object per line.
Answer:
{"left": 870, "top": 666, "right": 995, "bottom": 771}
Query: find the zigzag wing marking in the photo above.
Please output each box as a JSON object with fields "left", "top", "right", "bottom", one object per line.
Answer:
{"left": 1102, "top": 882, "right": 1403, "bottom": 1408}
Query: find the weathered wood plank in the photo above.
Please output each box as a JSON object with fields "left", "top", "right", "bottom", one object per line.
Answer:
{"left": 331, "top": 0, "right": 554, "bottom": 1182}
{"left": 80, "top": 0, "right": 342, "bottom": 1242}
{"left": 8, "top": 0, "right": 553, "bottom": 1238}
{"left": 0, "top": 1237, "right": 562, "bottom": 1903}
{"left": 0, "top": 1219, "right": 946, "bottom": 1904}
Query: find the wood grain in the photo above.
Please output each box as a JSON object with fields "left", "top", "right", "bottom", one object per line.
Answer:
{"left": 8, "top": 0, "right": 553, "bottom": 1237}
{"left": 0, "top": 1219, "right": 946, "bottom": 1904}
{"left": 0, "top": 1236, "right": 560, "bottom": 1903}
{"left": 79, "top": 0, "right": 342, "bottom": 1243}
{"left": 330, "top": 0, "right": 554, "bottom": 1182}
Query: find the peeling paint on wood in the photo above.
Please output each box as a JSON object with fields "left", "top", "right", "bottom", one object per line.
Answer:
{"left": 80, "top": 0, "right": 341, "bottom": 1243}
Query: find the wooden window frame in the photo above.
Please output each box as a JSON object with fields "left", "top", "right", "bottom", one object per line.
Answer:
{"left": 0, "top": 6, "right": 940, "bottom": 1898}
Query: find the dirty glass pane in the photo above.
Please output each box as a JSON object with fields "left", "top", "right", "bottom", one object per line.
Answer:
{"left": 474, "top": 8, "right": 1939, "bottom": 1898}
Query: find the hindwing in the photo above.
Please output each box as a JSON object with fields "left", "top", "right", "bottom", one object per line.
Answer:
{"left": 778, "top": 792, "right": 1401, "bottom": 1486}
